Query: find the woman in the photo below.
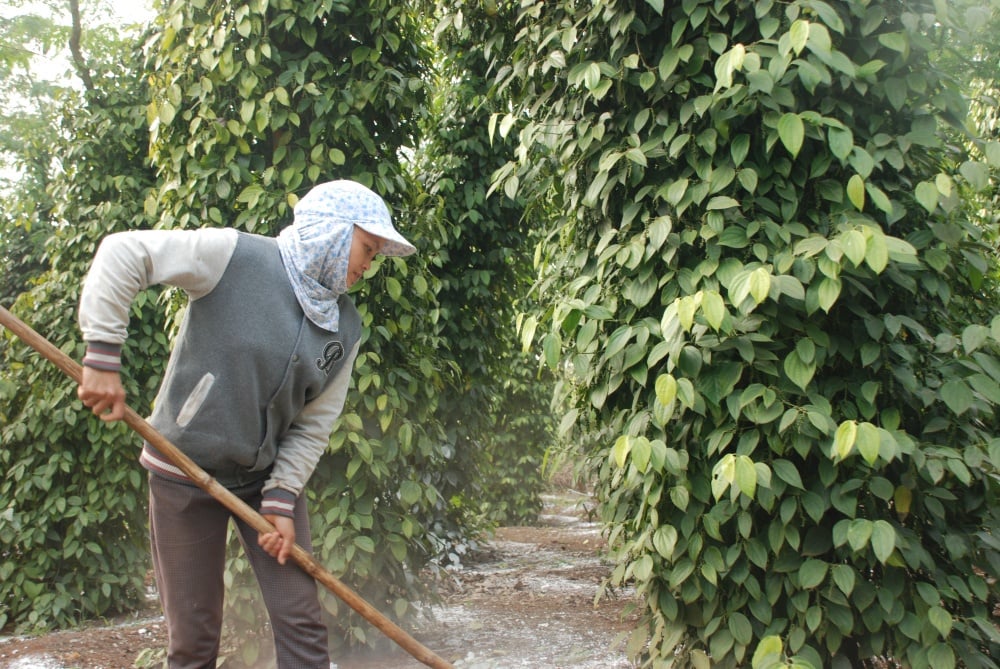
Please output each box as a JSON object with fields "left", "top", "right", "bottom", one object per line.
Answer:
{"left": 77, "top": 180, "right": 415, "bottom": 668}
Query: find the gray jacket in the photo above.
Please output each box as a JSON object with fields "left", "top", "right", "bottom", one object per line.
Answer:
{"left": 80, "top": 228, "right": 359, "bottom": 503}
{"left": 146, "top": 232, "right": 360, "bottom": 487}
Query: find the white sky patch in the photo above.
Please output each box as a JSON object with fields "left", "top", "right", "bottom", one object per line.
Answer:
{"left": 107, "top": 0, "right": 156, "bottom": 27}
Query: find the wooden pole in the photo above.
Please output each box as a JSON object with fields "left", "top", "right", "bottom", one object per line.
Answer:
{"left": 0, "top": 305, "right": 454, "bottom": 669}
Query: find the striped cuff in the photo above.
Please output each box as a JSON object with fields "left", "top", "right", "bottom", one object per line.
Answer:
{"left": 82, "top": 342, "right": 122, "bottom": 372}
{"left": 140, "top": 445, "right": 190, "bottom": 483}
{"left": 261, "top": 488, "right": 297, "bottom": 519}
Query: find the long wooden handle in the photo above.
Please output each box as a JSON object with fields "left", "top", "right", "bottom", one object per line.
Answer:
{"left": 0, "top": 305, "right": 453, "bottom": 669}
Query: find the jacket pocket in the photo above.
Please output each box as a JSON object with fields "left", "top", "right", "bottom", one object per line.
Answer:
{"left": 176, "top": 373, "right": 215, "bottom": 427}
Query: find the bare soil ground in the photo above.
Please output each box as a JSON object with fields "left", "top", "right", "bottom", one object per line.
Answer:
{"left": 0, "top": 491, "right": 640, "bottom": 669}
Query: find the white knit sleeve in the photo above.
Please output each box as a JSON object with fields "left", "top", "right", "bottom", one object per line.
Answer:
{"left": 263, "top": 340, "right": 360, "bottom": 496}
{"left": 79, "top": 228, "right": 239, "bottom": 345}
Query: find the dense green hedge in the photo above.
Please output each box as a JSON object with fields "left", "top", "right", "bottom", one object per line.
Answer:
{"left": 0, "top": 30, "right": 161, "bottom": 631}
{"left": 488, "top": 0, "right": 1000, "bottom": 666}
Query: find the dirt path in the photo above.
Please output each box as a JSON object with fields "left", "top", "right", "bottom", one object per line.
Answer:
{"left": 0, "top": 492, "right": 639, "bottom": 669}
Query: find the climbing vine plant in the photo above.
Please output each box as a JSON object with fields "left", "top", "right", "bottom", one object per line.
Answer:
{"left": 490, "top": 0, "right": 1000, "bottom": 666}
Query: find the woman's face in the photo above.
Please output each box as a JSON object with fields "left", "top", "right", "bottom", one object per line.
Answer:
{"left": 347, "top": 226, "right": 386, "bottom": 287}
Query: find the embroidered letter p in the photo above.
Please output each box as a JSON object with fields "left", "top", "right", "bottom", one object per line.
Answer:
{"left": 317, "top": 341, "right": 345, "bottom": 374}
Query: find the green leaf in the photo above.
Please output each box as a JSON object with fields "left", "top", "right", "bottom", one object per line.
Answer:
{"left": 707, "top": 196, "right": 740, "bottom": 210}
{"left": 788, "top": 20, "right": 810, "bottom": 55}
{"left": 773, "top": 275, "right": 805, "bottom": 301}
{"left": 386, "top": 276, "right": 403, "bottom": 301}
{"left": 520, "top": 314, "right": 538, "bottom": 352}
{"left": 833, "top": 420, "right": 857, "bottom": 460}
{"left": 840, "top": 230, "right": 866, "bottom": 266}
{"left": 606, "top": 326, "right": 633, "bottom": 360}
{"left": 850, "top": 147, "right": 875, "bottom": 178}
{"left": 718, "top": 225, "right": 750, "bottom": 249}
{"left": 728, "top": 269, "right": 754, "bottom": 306}
{"left": 749, "top": 267, "right": 771, "bottom": 304}
{"left": 584, "top": 62, "right": 601, "bottom": 90}
{"left": 626, "top": 147, "right": 648, "bottom": 167}
{"left": 645, "top": 0, "right": 665, "bottom": 15}
{"left": 714, "top": 44, "right": 746, "bottom": 90}
{"left": 795, "top": 235, "right": 829, "bottom": 257}
{"left": 855, "top": 422, "right": 880, "bottom": 465}
{"left": 940, "top": 379, "right": 973, "bottom": 416}
{"left": 772, "top": 459, "right": 804, "bottom": 489}
{"left": 783, "top": 350, "right": 815, "bottom": 390}
{"left": 928, "top": 606, "right": 953, "bottom": 639}
{"left": 959, "top": 160, "right": 989, "bottom": 191}
{"left": 659, "top": 49, "right": 681, "bottom": 79}
{"left": 799, "top": 559, "right": 828, "bottom": 588}
{"left": 158, "top": 100, "right": 177, "bottom": 124}
{"left": 691, "top": 650, "right": 711, "bottom": 669}
{"left": 816, "top": 276, "right": 841, "bottom": 312}
{"left": 656, "top": 374, "right": 678, "bottom": 406}
{"left": 752, "top": 636, "right": 783, "bottom": 667}
{"left": 870, "top": 520, "right": 895, "bottom": 562}
{"left": 543, "top": 333, "right": 561, "bottom": 369}
{"left": 847, "top": 519, "right": 873, "bottom": 552}
{"left": 237, "top": 183, "right": 265, "bottom": 207}
{"left": 778, "top": 113, "right": 805, "bottom": 158}
{"left": 633, "top": 554, "right": 654, "bottom": 581}
{"left": 927, "top": 643, "right": 956, "bottom": 669}
{"left": 969, "top": 373, "right": 1000, "bottom": 404}
{"left": 632, "top": 437, "right": 652, "bottom": 472}
{"left": 985, "top": 141, "right": 1000, "bottom": 167}
{"left": 866, "top": 182, "right": 893, "bottom": 215}
{"left": 865, "top": 232, "right": 889, "bottom": 273}
{"left": 962, "top": 324, "right": 991, "bottom": 353}
{"left": 701, "top": 290, "right": 727, "bottom": 329}
{"left": 353, "top": 536, "right": 376, "bottom": 553}
{"left": 612, "top": 435, "right": 631, "bottom": 469}
{"left": 879, "top": 32, "right": 908, "bottom": 54}
{"left": 738, "top": 168, "right": 758, "bottom": 193}
{"left": 729, "top": 612, "right": 753, "bottom": 645}
{"left": 805, "top": 605, "right": 823, "bottom": 632}
{"left": 832, "top": 564, "right": 855, "bottom": 595}
{"left": 828, "top": 126, "right": 853, "bottom": 160}
{"left": 666, "top": 178, "right": 689, "bottom": 206}
{"left": 677, "top": 378, "right": 697, "bottom": 408}
{"left": 795, "top": 339, "right": 816, "bottom": 363}
{"left": 732, "top": 135, "right": 751, "bottom": 166}
{"left": 735, "top": 455, "right": 758, "bottom": 498}
{"left": 678, "top": 295, "right": 698, "bottom": 330}
{"left": 803, "top": 494, "right": 828, "bottom": 525}
{"left": 915, "top": 181, "right": 939, "bottom": 213}
{"left": 712, "top": 454, "right": 736, "bottom": 500}
{"left": 399, "top": 481, "right": 421, "bottom": 506}
{"left": 653, "top": 525, "right": 679, "bottom": 559}
{"left": 847, "top": 174, "right": 865, "bottom": 210}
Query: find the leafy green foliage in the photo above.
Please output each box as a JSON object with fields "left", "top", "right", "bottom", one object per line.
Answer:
{"left": 0, "top": 6, "right": 68, "bottom": 306}
{"left": 489, "top": 0, "right": 1000, "bottom": 666}
{"left": 0, "top": 10, "right": 161, "bottom": 631}
{"left": 414, "top": 0, "right": 552, "bottom": 527}
{"left": 12, "top": 5, "right": 998, "bottom": 669}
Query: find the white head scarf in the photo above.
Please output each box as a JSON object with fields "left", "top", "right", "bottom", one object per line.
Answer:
{"left": 276, "top": 180, "right": 416, "bottom": 332}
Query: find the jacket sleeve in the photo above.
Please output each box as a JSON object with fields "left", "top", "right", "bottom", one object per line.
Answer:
{"left": 78, "top": 228, "right": 239, "bottom": 371}
{"left": 261, "top": 340, "right": 360, "bottom": 517}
